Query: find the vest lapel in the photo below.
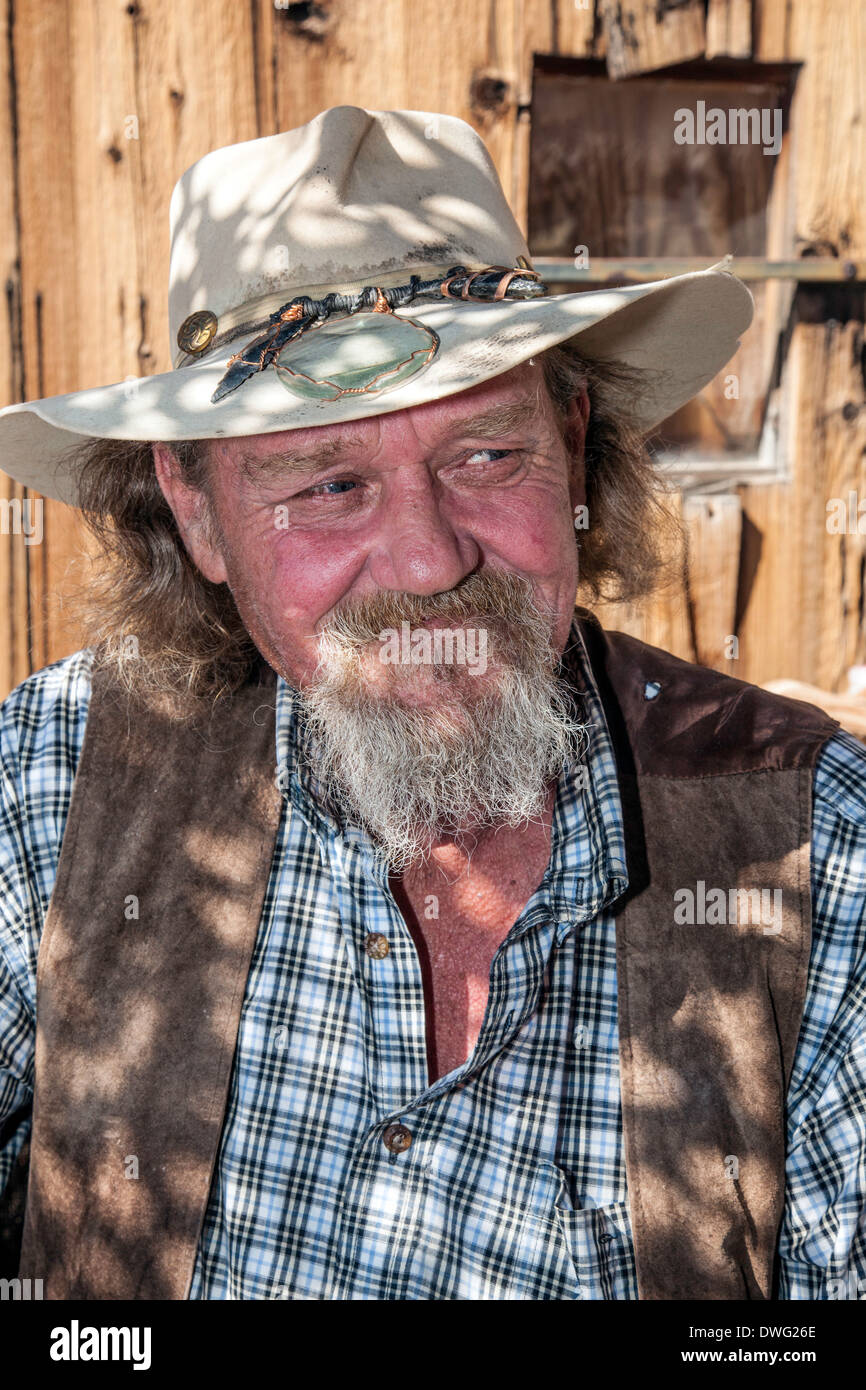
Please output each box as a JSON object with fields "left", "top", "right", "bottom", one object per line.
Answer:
{"left": 18, "top": 663, "right": 282, "bottom": 1299}
{"left": 583, "top": 615, "right": 838, "bottom": 1299}
{"left": 614, "top": 769, "right": 812, "bottom": 1298}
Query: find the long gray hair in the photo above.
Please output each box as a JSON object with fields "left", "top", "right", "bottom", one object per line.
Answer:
{"left": 67, "top": 341, "right": 679, "bottom": 704}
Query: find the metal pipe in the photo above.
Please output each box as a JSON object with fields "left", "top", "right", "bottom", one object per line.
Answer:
{"left": 531, "top": 257, "right": 864, "bottom": 283}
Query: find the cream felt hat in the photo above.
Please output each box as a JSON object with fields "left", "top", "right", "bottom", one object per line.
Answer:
{"left": 0, "top": 105, "right": 754, "bottom": 507}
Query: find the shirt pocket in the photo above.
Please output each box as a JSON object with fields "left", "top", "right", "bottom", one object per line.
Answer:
{"left": 551, "top": 1185, "right": 636, "bottom": 1300}
{"left": 511, "top": 1160, "right": 634, "bottom": 1300}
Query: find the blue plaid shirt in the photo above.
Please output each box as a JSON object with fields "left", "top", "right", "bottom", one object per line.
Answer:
{"left": 1, "top": 626, "right": 865, "bottom": 1299}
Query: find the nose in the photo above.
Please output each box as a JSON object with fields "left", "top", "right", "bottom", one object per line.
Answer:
{"left": 367, "top": 468, "right": 479, "bottom": 595}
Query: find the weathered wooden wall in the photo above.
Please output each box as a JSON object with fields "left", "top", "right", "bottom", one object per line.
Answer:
{"left": 1, "top": 0, "right": 864, "bottom": 698}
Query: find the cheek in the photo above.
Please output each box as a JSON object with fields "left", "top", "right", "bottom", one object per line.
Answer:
{"left": 465, "top": 492, "right": 576, "bottom": 579}
{"left": 224, "top": 522, "right": 365, "bottom": 637}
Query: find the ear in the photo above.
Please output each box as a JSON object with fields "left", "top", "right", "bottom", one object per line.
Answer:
{"left": 563, "top": 385, "right": 590, "bottom": 509}
{"left": 152, "top": 443, "right": 229, "bottom": 585}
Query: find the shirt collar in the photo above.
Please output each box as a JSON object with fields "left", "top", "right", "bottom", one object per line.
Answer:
{"left": 544, "top": 616, "right": 629, "bottom": 940}
{"left": 274, "top": 613, "right": 629, "bottom": 930}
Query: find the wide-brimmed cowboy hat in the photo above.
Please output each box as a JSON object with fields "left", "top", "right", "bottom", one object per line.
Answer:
{"left": 0, "top": 105, "right": 753, "bottom": 507}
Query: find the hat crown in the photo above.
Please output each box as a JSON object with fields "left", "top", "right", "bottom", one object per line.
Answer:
{"left": 168, "top": 106, "right": 530, "bottom": 352}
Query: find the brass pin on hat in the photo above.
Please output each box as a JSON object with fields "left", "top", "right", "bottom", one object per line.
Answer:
{"left": 177, "top": 309, "right": 218, "bottom": 356}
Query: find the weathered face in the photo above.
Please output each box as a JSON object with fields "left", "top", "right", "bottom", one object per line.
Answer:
{"left": 154, "top": 360, "right": 588, "bottom": 691}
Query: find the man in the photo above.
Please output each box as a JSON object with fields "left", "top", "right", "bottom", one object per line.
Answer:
{"left": 0, "top": 106, "right": 864, "bottom": 1301}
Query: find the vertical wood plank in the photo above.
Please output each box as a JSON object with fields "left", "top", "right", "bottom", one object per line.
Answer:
{"left": 734, "top": 0, "right": 866, "bottom": 688}
{"left": 549, "top": 0, "right": 596, "bottom": 59}
{"left": 752, "top": 0, "right": 799, "bottom": 60}
{"left": 706, "top": 0, "right": 752, "bottom": 58}
{"left": 5, "top": 0, "right": 266, "bottom": 689}
{"left": 598, "top": 0, "right": 705, "bottom": 80}
{"left": 585, "top": 491, "right": 694, "bottom": 661}
{"left": 6, "top": 0, "right": 80, "bottom": 680}
{"left": 0, "top": 0, "right": 30, "bottom": 695}
{"left": 682, "top": 494, "right": 743, "bottom": 671}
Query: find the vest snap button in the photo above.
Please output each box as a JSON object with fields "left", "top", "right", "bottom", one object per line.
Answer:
{"left": 643, "top": 680, "right": 662, "bottom": 701}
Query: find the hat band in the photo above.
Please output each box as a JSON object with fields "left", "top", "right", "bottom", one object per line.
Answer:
{"left": 172, "top": 263, "right": 489, "bottom": 369}
{"left": 199, "top": 262, "right": 548, "bottom": 406}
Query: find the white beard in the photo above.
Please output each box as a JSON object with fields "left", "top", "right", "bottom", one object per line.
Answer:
{"left": 298, "top": 570, "right": 586, "bottom": 872}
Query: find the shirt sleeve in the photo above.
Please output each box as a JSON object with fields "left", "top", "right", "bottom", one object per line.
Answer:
{"left": 0, "top": 706, "right": 39, "bottom": 1194}
{"left": 778, "top": 730, "right": 866, "bottom": 1300}
{"left": 0, "top": 650, "right": 93, "bottom": 1200}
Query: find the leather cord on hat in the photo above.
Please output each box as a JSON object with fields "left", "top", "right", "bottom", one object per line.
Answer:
{"left": 208, "top": 263, "right": 547, "bottom": 404}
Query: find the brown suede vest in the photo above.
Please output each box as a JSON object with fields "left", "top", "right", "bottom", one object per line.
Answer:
{"left": 8, "top": 614, "right": 839, "bottom": 1299}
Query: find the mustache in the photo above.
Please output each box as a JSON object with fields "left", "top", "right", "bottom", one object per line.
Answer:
{"left": 317, "top": 569, "right": 555, "bottom": 649}
{"left": 300, "top": 566, "right": 584, "bottom": 869}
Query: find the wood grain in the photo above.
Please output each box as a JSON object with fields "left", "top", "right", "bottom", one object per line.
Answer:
{"left": 0, "top": 0, "right": 863, "bottom": 701}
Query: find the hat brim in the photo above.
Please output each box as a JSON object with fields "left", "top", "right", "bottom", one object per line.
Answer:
{"left": 0, "top": 263, "right": 753, "bottom": 506}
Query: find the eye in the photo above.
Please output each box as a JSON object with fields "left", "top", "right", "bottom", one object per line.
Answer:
{"left": 304, "top": 478, "right": 357, "bottom": 497}
{"left": 452, "top": 447, "right": 525, "bottom": 485}
{"left": 466, "top": 448, "right": 512, "bottom": 465}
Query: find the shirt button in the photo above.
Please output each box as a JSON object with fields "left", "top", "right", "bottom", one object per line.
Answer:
{"left": 364, "top": 932, "right": 390, "bottom": 958}
{"left": 382, "top": 1123, "right": 412, "bottom": 1153}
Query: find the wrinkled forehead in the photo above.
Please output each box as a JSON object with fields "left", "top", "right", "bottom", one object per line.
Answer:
{"left": 214, "top": 360, "right": 565, "bottom": 479}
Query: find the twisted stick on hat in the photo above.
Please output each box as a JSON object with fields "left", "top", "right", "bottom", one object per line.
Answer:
{"left": 210, "top": 264, "right": 546, "bottom": 404}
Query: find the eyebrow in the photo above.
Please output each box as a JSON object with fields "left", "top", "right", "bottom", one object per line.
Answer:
{"left": 236, "top": 397, "right": 543, "bottom": 484}
{"left": 451, "top": 398, "right": 542, "bottom": 440}
{"left": 236, "top": 434, "right": 368, "bottom": 483}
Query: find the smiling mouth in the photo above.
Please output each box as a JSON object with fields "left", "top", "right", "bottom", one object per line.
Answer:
{"left": 414, "top": 614, "right": 486, "bottom": 630}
